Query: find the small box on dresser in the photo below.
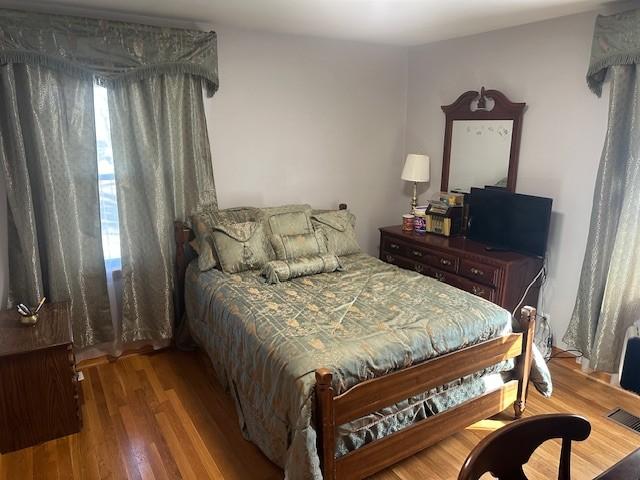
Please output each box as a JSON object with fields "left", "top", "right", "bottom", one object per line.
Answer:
{"left": 0, "top": 302, "right": 81, "bottom": 453}
{"left": 379, "top": 226, "right": 543, "bottom": 313}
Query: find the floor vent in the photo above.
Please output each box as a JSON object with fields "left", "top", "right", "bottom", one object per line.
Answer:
{"left": 606, "top": 408, "right": 640, "bottom": 434}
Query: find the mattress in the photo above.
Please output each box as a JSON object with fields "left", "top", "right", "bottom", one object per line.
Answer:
{"left": 184, "top": 252, "right": 552, "bottom": 479}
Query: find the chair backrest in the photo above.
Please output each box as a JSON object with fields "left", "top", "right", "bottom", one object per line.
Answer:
{"left": 458, "top": 414, "right": 591, "bottom": 480}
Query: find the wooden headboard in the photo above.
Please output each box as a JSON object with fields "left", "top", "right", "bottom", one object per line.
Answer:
{"left": 174, "top": 203, "right": 348, "bottom": 323}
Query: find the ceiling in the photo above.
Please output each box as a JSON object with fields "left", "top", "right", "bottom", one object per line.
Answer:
{"left": 2, "top": 0, "right": 620, "bottom": 46}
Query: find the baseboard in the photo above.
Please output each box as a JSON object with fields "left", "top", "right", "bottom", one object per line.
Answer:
{"left": 77, "top": 344, "right": 166, "bottom": 369}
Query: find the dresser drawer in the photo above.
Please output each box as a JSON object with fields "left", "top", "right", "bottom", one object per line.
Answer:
{"left": 426, "top": 251, "right": 459, "bottom": 273}
{"left": 455, "top": 276, "right": 496, "bottom": 302}
{"left": 382, "top": 237, "right": 407, "bottom": 256}
{"left": 459, "top": 259, "right": 499, "bottom": 287}
{"left": 404, "top": 244, "right": 433, "bottom": 263}
{"left": 382, "top": 252, "right": 426, "bottom": 275}
{"left": 424, "top": 266, "right": 458, "bottom": 285}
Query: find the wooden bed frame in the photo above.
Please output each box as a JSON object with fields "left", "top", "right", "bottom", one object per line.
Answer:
{"left": 174, "top": 207, "right": 536, "bottom": 480}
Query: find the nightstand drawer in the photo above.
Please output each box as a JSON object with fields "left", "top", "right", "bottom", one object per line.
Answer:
{"left": 459, "top": 259, "right": 499, "bottom": 287}
{"left": 426, "top": 251, "right": 459, "bottom": 273}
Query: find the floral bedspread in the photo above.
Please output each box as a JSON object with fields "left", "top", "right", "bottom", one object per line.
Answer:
{"left": 185, "top": 253, "right": 552, "bottom": 479}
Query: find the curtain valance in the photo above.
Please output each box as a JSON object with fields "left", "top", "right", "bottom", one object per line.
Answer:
{"left": 587, "top": 8, "right": 640, "bottom": 96}
{"left": 0, "top": 9, "right": 218, "bottom": 96}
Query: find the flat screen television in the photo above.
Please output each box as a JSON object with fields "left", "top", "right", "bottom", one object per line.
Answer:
{"left": 467, "top": 187, "right": 553, "bottom": 258}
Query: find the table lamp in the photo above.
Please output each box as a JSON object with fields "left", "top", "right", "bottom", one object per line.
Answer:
{"left": 401, "top": 154, "right": 430, "bottom": 212}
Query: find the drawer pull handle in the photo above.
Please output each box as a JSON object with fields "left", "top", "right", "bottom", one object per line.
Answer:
{"left": 414, "top": 264, "right": 423, "bottom": 273}
{"left": 470, "top": 267, "right": 484, "bottom": 276}
{"left": 412, "top": 250, "right": 423, "bottom": 257}
{"left": 386, "top": 254, "right": 395, "bottom": 263}
{"left": 472, "top": 286, "right": 485, "bottom": 296}
{"left": 390, "top": 243, "right": 400, "bottom": 250}
{"left": 434, "top": 272, "right": 445, "bottom": 282}
{"left": 440, "top": 258, "right": 452, "bottom": 266}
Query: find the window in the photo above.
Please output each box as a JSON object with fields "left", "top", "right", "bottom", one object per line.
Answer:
{"left": 93, "top": 84, "right": 121, "bottom": 272}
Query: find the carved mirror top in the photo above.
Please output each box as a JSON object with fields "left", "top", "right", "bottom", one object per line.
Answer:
{"left": 442, "top": 87, "right": 526, "bottom": 119}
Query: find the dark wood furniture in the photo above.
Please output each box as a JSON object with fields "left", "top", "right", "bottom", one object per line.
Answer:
{"left": 0, "top": 302, "right": 81, "bottom": 453}
{"left": 458, "top": 413, "right": 591, "bottom": 480}
{"left": 442, "top": 87, "right": 526, "bottom": 193}
{"left": 174, "top": 206, "right": 537, "bottom": 480}
{"left": 379, "top": 225, "right": 543, "bottom": 313}
{"left": 595, "top": 447, "right": 640, "bottom": 479}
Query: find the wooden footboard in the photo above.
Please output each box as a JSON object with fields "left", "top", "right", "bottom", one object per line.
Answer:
{"left": 315, "top": 306, "right": 536, "bottom": 480}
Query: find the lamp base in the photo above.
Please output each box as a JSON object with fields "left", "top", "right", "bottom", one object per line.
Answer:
{"left": 410, "top": 182, "right": 418, "bottom": 213}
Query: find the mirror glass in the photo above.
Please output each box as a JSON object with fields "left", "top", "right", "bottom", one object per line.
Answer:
{"left": 448, "top": 119, "right": 513, "bottom": 193}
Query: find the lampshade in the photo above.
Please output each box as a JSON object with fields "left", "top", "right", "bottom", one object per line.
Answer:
{"left": 401, "top": 154, "right": 430, "bottom": 182}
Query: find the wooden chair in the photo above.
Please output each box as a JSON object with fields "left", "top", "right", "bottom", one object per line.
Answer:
{"left": 458, "top": 413, "right": 591, "bottom": 480}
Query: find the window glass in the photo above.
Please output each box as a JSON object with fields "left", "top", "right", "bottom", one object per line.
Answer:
{"left": 94, "top": 84, "right": 121, "bottom": 272}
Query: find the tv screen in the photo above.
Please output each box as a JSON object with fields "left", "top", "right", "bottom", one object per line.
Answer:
{"left": 467, "top": 188, "right": 552, "bottom": 257}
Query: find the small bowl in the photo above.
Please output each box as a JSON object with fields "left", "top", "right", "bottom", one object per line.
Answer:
{"left": 19, "top": 314, "right": 39, "bottom": 326}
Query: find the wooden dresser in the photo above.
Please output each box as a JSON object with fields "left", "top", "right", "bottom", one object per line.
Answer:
{"left": 0, "top": 302, "right": 81, "bottom": 453}
{"left": 379, "top": 226, "right": 543, "bottom": 313}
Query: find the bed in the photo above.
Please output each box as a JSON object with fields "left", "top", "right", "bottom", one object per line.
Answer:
{"left": 174, "top": 218, "right": 551, "bottom": 480}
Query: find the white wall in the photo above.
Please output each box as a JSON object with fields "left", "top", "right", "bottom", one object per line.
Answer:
{"left": 405, "top": 11, "right": 611, "bottom": 347}
{"left": 205, "top": 26, "right": 409, "bottom": 254}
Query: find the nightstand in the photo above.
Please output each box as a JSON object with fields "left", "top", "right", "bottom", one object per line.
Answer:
{"left": 0, "top": 302, "right": 82, "bottom": 453}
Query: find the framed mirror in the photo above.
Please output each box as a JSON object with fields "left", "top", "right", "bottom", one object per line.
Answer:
{"left": 441, "top": 87, "right": 525, "bottom": 193}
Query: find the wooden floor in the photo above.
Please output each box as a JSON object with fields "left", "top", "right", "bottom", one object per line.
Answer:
{"left": 1, "top": 349, "right": 639, "bottom": 480}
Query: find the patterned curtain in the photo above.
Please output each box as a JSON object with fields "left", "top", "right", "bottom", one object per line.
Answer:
{"left": 0, "top": 9, "right": 218, "bottom": 348}
{"left": 564, "top": 9, "right": 640, "bottom": 372}
{"left": 0, "top": 8, "right": 218, "bottom": 96}
{"left": 107, "top": 73, "right": 217, "bottom": 343}
{"left": 0, "top": 63, "right": 113, "bottom": 347}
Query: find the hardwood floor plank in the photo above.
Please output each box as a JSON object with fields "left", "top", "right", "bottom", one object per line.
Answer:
{"left": 119, "top": 405, "right": 158, "bottom": 480}
{"left": 111, "top": 410, "right": 143, "bottom": 480}
{"left": 127, "top": 387, "right": 182, "bottom": 480}
{"left": 33, "top": 441, "right": 57, "bottom": 480}
{"left": 55, "top": 438, "right": 73, "bottom": 480}
{"left": 146, "top": 443, "right": 171, "bottom": 480}
{"left": 155, "top": 411, "right": 197, "bottom": 480}
{"left": 68, "top": 428, "right": 100, "bottom": 480}
{"left": 3, "top": 349, "right": 640, "bottom": 480}
{"left": 1, "top": 447, "right": 33, "bottom": 480}
{"left": 165, "top": 389, "right": 225, "bottom": 479}
{"left": 88, "top": 366, "right": 131, "bottom": 480}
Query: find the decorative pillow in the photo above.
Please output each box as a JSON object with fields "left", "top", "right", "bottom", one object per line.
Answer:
{"left": 260, "top": 204, "right": 313, "bottom": 236}
{"left": 191, "top": 205, "right": 261, "bottom": 271}
{"left": 261, "top": 253, "right": 343, "bottom": 284}
{"left": 194, "top": 232, "right": 217, "bottom": 272}
{"left": 311, "top": 210, "right": 361, "bottom": 256}
{"left": 270, "top": 230, "right": 328, "bottom": 260}
{"left": 311, "top": 209, "right": 357, "bottom": 228}
{"left": 211, "top": 222, "right": 274, "bottom": 274}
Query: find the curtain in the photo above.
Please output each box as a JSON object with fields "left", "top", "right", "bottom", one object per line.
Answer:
{"left": 0, "top": 63, "right": 113, "bottom": 347}
{"left": 0, "top": 8, "right": 218, "bottom": 97}
{"left": 564, "top": 9, "right": 640, "bottom": 372}
{"left": 0, "top": 8, "right": 218, "bottom": 350}
{"left": 107, "top": 74, "right": 217, "bottom": 343}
